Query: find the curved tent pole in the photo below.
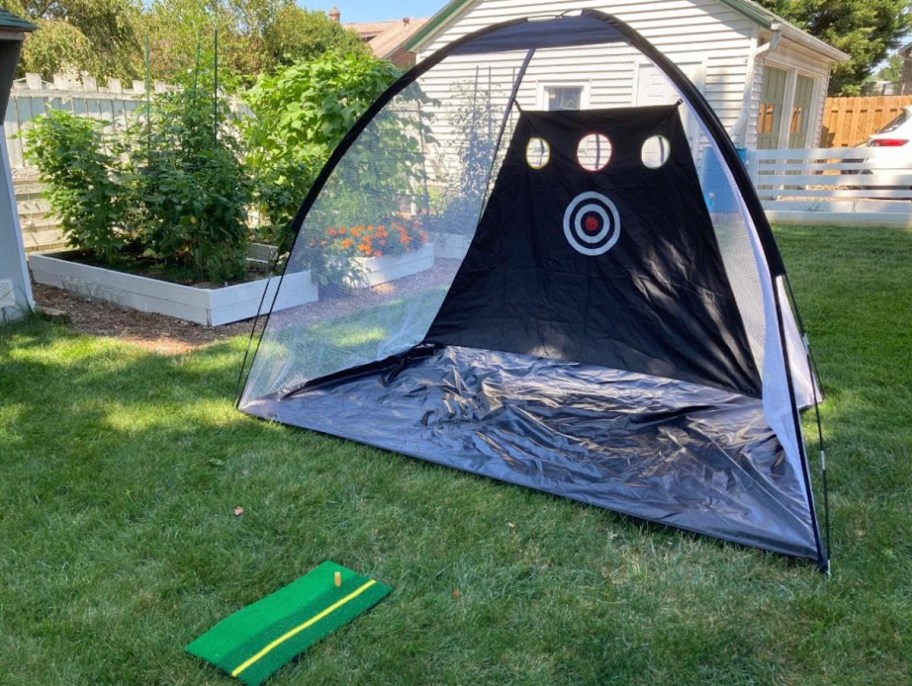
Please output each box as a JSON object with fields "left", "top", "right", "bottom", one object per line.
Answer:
{"left": 237, "top": 13, "right": 828, "bottom": 569}
{"left": 783, "top": 272, "right": 832, "bottom": 571}
{"left": 238, "top": 9, "right": 790, "bottom": 378}
{"left": 234, "top": 17, "right": 529, "bottom": 399}
{"left": 773, "top": 280, "right": 829, "bottom": 571}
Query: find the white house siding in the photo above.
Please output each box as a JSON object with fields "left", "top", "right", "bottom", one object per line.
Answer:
{"left": 745, "top": 46, "right": 764, "bottom": 149}
{"left": 409, "top": 0, "right": 763, "bottom": 207}
{"left": 416, "top": 0, "right": 758, "bottom": 139}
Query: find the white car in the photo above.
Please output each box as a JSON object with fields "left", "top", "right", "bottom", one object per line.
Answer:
{"left": 867, "top": 106, "right": 912, "bottom": 148}
{"left": 858, "top": 106, "right": 912, "bottom": 183}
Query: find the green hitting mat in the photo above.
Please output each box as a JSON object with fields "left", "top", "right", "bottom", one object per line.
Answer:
{"left": 186, "top": 561, "right": 392, "bottom": 685}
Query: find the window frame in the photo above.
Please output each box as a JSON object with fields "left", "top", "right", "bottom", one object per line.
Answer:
{"left": 538, "top": 83, "right": 589, "bottom": 111}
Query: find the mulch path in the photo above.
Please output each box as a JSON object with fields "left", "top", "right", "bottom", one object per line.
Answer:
{"left": 28, "top": 259, "right": 460, "bottom": 356}
{"left": 31, "top": 282, "right": 254, "bottom": 355}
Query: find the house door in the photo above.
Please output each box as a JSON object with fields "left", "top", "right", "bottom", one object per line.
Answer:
{"left": 757, "top": 66, "right": 787, "bottom": 149}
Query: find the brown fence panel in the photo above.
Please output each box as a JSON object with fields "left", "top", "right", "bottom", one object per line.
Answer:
{"left": 820, "top": 95, "right": 912, "bottom": 147}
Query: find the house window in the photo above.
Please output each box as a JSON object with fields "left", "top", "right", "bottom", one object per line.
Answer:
{"left": 788, "top": 74, "right": 815, "bottom": 148}
{"left": 546, "top": 86, "right": 583, "bottom": 111}
{"left": 757, "top": 66, "right": 787, "bottom": 149}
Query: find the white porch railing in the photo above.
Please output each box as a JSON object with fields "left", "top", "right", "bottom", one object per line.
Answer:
{"left": 745, "top": 147, "right": 912, "bottom": 227}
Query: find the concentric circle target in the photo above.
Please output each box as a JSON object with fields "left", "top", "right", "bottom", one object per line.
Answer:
{"left": 562, "top": 191, "right": 621, "bottom": 256}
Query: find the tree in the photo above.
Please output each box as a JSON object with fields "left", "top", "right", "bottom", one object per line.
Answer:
{"left": 261, "top": 4, "right": 369, "bottom": 68}
{"left": 141, "top": 0, "right": 367, "bottom": 88}
{"left": 140, "top": 0, "right": 222, "bottom": 86}
{"left": 756, "top": 0, "right": 912, "bottom": 95}
{"left": 8, "top": 0, "right": 143, "bottom": 80}
{"left": 875, "top": 55, "right": 903, "bottom": 84}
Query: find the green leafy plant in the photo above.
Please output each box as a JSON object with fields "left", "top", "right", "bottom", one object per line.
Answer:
{"left": 243, "top": 51, "right": 401, "bottom": 245}
{"left": 24, "top": 109, "right": 130, "bottom": 261}
{"left": 26, "top": 76, "right": 252, "bottom": 284}
{"left": 131, "top": 75, "right": 252, "bottom": 283}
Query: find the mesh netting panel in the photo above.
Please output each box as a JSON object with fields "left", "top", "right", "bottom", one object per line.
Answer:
{"left": 695, "top": 139, "right": 768, "bottom": 374}
{"left": 241, "top": 57, "right": 528, "bottom": 403}
{"left": 243, "top": 38, "right": 777, "bottom": 413}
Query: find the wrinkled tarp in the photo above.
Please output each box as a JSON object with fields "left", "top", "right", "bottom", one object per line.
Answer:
{"left": 240, "top": 345, "right": 818, "bottom": 559}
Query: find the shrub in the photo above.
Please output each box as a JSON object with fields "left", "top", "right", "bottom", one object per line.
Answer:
{"left": 26, "top": 81, "right": 251, "bottom": 284}
{"left": 24, "top": 109, "right": 130, "bottom": 261}
{"left": 131, "top": 79, "right": 252, "bottom": 283}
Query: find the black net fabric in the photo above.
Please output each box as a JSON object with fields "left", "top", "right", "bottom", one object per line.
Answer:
{"left": 239, "top": 14, "right": 823, "bottom": 565}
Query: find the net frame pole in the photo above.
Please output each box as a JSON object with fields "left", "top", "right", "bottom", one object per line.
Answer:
{"left": 783, "top": 274, "right": 832, "bottom": 573}
{"left": 772, "top": 278, "right": 828, "bottom": 572}
{"left": 477, "top": 48, "right": 535, "bottom": 219}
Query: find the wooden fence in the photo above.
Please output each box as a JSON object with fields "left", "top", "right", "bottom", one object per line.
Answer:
{"left": 819, "top": 95, "right": 912, "bottom": 148}
{"left": 746, "top": 146, "right": 912, "bottom": 227}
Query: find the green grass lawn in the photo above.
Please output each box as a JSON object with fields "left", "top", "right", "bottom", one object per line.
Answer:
{"left": 1, "top": 225, "right": 910, "bottom": 686}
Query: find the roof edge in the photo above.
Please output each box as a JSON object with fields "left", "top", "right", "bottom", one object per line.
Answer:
{"left": 404, "top": 0, "right": 472, "bottom": 51}
{"left": 406, "top": 0, "right": 847, "bottom": 60}
{"left": 776, "top": 22, "right": 849, "bottom": 62}
{"left": 0, "top": 9, "right": 37, "bottom": 32}
{"left": 716, "top": 0, "right": 773, "bottom": 28}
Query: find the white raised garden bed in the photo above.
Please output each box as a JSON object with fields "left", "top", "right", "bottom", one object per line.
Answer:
{"left": 433, "top": 232, "right": 472, "bottom": 260}
{"left": 349, "top": 242, "right": 434, "bottom": 288}
{"left": 28, "top": 251, "right": 318, "bottom": 326}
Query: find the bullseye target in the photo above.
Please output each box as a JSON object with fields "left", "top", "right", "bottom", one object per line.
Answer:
{"left": 562, "top": 191, "right": 621, "bottom": 256}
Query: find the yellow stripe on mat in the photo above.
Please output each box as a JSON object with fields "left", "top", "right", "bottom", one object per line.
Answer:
{"left": 231, "top": 579, "right": 377, "bottom": 678}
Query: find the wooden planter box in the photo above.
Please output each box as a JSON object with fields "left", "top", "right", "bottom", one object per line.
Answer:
{"left": 348, "top": 242, "right": 434, "bottom": 288}
{"left": 433, "top": 232, "right": 473, "bottom": 260}
{"left": 28, "top": 251, "right": 318, "bottom": 326}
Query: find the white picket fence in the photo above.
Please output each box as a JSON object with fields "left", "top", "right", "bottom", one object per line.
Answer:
{"left": 6, "top": 73, "right": 171, "bottom": 251}
{"left": 9, "top": 73, "right": 912, "bottom": 254}
{"left": 5, "top": 73, "right": 249, "bottom": 252}
{"left": 745, "top": 146, "right": 912, "bottom": 227}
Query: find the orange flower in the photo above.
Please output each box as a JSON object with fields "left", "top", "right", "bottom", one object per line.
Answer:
{"left": 327, "top": 228, "right": 337, "bottom": 237}
{"left": 341, "top": 238, "right": 354, "bottom": 249}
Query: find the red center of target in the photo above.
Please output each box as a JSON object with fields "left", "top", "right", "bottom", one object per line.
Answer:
{"left": 583, "top": 214, "right": 601, "bottom": 234}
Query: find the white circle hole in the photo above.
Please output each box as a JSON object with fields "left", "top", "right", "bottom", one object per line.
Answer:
{"left": 641, "top": 135, "right": 671, "bottom": 169}
{"left": 577, "top": 133, "right": 612, "bottom": 171}
{"left": 526, "top": 137, "right": 551, "bottom": 169}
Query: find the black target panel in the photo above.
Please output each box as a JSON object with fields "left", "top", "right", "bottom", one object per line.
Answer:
{"left": 425, "top": 106, "right": 761, "bottom": 396}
